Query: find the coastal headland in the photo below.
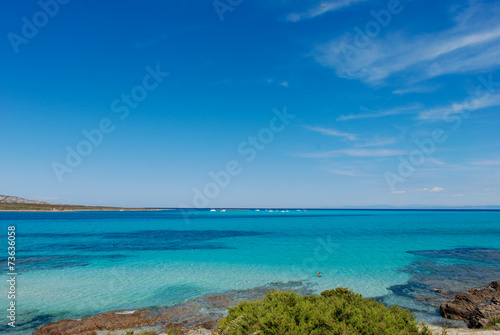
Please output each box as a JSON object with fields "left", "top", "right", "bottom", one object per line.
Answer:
{"left": 0, "top": 202, "right": 163, "bottom": 212}
{"left": 0, "top": 195, "right": 161, "bottom": 212}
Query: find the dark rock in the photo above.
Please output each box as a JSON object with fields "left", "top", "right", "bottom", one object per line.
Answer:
{"left": 382, "top": 248, "right": 500, "bottom": 328}
{"left": 470, "top": 300, "right": 500, "bottom": 329}
{"left": 490, "top": 280, "right": 500, "bottom": 291}
{"left": 440, "top": 280, "right": 500, "bottom": 328}
{"left": 432, "top": 289, "right": 449, "bottom": 295}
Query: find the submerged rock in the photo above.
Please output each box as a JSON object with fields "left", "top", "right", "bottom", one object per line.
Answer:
{"left": 440, "top": 281, "right": 500, "bottom": 329}
{"left": 382, "top": 247, "right": 500, "bottom": 328}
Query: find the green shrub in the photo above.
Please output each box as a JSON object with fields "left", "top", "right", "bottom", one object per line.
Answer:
{"left": 213, "top": 288, "right": 433, "bottom": 335}
{"left": 485, "top": 317, "right": 500, "bottom": 330}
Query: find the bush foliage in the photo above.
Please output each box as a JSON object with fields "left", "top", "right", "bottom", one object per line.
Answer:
{"left": 213, "top": 288, "right": 432, "bottom": 335}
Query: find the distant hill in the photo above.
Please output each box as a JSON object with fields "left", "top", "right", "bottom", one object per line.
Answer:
{"left": 0, "top": 195, "right": 55, "bottom": 205}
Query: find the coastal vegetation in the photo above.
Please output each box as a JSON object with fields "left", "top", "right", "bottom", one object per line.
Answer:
{"left": 213, "top": 288, "right": 433, "bottom": 335}
{"left": 485, "top": 317, "right": 500, "bottom": 330}
{"left": 0, "top": 202, "right": 154, "bottom": 211}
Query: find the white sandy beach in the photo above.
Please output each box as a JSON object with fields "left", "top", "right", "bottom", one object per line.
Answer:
{"left": 426, "top": 325, "right": 500, "bottom": 335}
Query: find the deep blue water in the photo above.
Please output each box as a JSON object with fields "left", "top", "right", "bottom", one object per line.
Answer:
{"left": 1, "top": 209, "right": 499, "bottom": 334}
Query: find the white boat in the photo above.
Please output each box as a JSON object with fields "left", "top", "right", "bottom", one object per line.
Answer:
{"left": 255, "top": 209, "right": 260, "bottom": 211}
{"left": 210, "top": 209, "right": 216, "bottom": 212}
{"left": 221, "top": 209, "right": 226, "bottom": 212}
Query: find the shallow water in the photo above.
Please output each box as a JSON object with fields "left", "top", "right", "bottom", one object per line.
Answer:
{"left": 1, "top": 209, "right": 499, "bottom": 334}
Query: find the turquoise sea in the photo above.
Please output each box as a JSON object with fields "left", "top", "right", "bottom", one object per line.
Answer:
{"left": 1, "top": 209, "right": 500, "bottom": 334}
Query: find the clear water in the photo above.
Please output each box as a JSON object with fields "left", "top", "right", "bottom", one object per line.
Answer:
{"left": 1, "top": 209, "right": 499, "bottom": 334}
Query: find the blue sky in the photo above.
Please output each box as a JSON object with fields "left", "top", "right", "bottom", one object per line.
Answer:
{"left": 1, "top": 0, "right": 499, "bottom": 208}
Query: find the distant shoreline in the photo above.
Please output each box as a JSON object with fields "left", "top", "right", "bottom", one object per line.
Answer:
{"left": 0, "top": 209, "right": 164, "bottom": 212}
{"left": 2, "top": 206, "right": 500, "bottom": 213}
{"left": 0, "top": 203, "right": 164, "bottom": 212}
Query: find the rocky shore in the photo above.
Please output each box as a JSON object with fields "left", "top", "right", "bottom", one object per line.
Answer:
{"left": 33, "top": 280, "right": 500, "bottom": 335}
{"left": 34, "top": 282, "right": 312, "bottom": 335}
{"left": 440, "top": 281, "right": 500, "bottom": 330}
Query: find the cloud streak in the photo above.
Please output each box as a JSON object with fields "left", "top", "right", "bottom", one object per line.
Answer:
{"left": 286, "top": 0, "right": 368, "bottom": 22}
{"left": 418, "top": 93, "right": 500, "bottom": 120}
{"left": 327, "top": 169, "right": 356, "bottom": 176}
{"left": 315, "top": 2, "right": 500, "bottom": 84}
{"left": 304, "top": 126, "right": 357, "bottom": 140}
{"left": 355, "top": 137, "right": 396, "bottom": 147}
{"left": 337, "top": 104, "right": 422, "bottom": 121}
{"left": 296, "top": 148, "right": 406, "bottom": 158}
{"left": 327, "top": 168, "right": 374, "bottom": 177}
{"left": 392, "top": 190, "right": 407, "bottom": 194}
{"left": 417, "top": 187, "right": 444, "bottom": 193}
{"left": 392, "top": 85, "right": 442, "bottom": 95}
{"left": 470, "top": 158, "right": 500, "bottom": 166}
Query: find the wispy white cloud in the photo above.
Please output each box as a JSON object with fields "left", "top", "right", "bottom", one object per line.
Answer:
{"left": 327, "top": 169, "right": 356, "bottom": 176}
{"left": 426, "top": 157, "right": 447, "bottom": 166}
{"left": 337, "top": 104, "right": 422, "bottom": 121}
{"left": 417, "top": 187, "right": 444, "bottom": 193}
{"left": 315, "top": 2, "right": 500, "bottom": 84}
{"left": 304, "top": 126, "right": 357, "bottom": 140}
{"left": 473, "top": 187, "right": 497, "bottom": 196}
{"left": 392, "top": 85, "right": 442, "bottom": 95}
{"left": 417, "top": 164, "right": 487, "bottom": 173}
{"left": 326, "top": 168, "right": 375, "bottom": 177}
{"left": 470, "top": 158, "right": 500, "bottom": 166}
{"left": 418, "top": 93, "right": 500, "bottom": 120}
{"left": 452, "top": 194, "right": 465, "bottom": 197}
{"left": 340, "top": 148, "right": 407, "bottom": 157}
{"left": 286, "top": 0, "right": 368, "bottom": 22}
{"left": 296, "top": 148, "right": 406, "bottom": 158}
{"left": 392, "top": 190, "right": 407, "bottom": 194}
{"left": 266, "top": 78, "right": 290, "bottom": 88}
{"left": 355, "top": 137, "right": 396, "bottom": 147}
{"left": 473, "top": 188, "right": 497, "bottom": 195}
